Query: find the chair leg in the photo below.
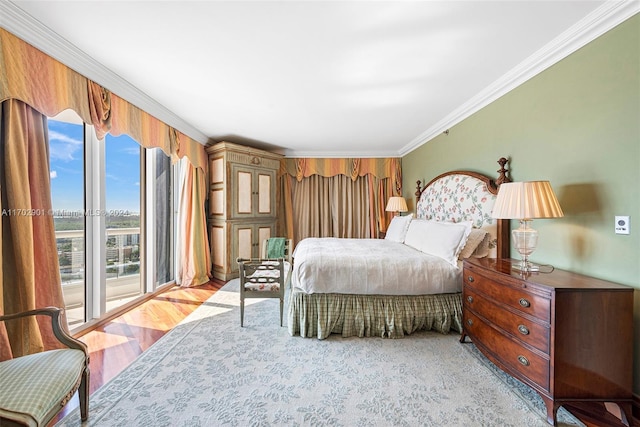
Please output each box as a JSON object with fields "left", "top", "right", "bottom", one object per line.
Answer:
{"left": 240, "top": 299, "right": 244, "bottom": 327}
{"left": 280, "top": 298, "right": 284, "bottom": 327}
{"left": 79, "top": 366, "right": 89, "bottom": 421}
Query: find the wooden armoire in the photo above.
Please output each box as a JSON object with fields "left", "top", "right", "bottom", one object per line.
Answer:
{"left": 206, "top": 142, "right": 282, "bottom": 280}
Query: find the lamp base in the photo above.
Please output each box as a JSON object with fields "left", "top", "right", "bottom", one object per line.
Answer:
{"left": 512, "top": 220, "right": 539, "bottom": 273}
{"left": 511, "top": 261, "right": 539, "bottom": 273}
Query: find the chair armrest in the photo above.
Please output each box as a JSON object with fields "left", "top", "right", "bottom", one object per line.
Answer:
{"left": 0, "top": 307, "right": 88, "bottom": 354}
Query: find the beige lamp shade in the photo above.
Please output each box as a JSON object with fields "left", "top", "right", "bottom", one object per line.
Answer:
{"left": 385, "top": 196, "right": 408, "bottom": 213}
{"left": 492, "top": 181, "right": 564, "bottom": 220}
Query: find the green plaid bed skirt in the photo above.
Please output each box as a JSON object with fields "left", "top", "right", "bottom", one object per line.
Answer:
{"left": 288, "top": 290, "right": 463, "bottom": 339}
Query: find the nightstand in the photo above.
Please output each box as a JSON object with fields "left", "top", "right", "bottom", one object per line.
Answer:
{"left": 460, "top": 257, "right": 633, "bottom": 426}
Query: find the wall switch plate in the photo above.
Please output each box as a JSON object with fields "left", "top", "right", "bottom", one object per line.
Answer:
{"left": 615, "top": 216, "right": 630, "bottom": 234}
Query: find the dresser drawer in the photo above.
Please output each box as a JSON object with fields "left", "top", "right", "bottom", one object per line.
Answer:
{"left": 464, "top": 311, "right": 550, "bottom": 390}
{"left": 463, "top": 287, "right": 550, "bottom": 354}
{"left": 463, "top": 268, "right": 551, "bottom": 323}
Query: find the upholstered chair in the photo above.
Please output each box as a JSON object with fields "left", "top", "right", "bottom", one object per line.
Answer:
{"left": 0, "top": 307, "right": 89, "bottom": 426}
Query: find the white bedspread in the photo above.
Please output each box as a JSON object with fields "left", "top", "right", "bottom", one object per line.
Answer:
{"left": 291, "top": 238, "right": 462, "bottom": 295}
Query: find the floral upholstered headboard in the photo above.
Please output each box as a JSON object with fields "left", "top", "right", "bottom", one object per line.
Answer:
{"left": 414, "top": 158, "right": 511, "bottom": 259}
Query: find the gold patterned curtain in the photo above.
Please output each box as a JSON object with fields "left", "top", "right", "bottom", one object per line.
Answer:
{"left": 0, "top": 29, "right": 92, "bottom": 120}
{"left": 176, "top": 158, "right": 211, "bottom": 287}
{"left": 279, "top": 158, "right": 401, "bottom": 244}
{"left": 289, "top": 174, "right": 371, "bottom": 240}
{"left": 282, "top": 157, "right": 400, "bottom": 184}
{"left": 0, "top": 99, "right": 67, "bottom": 360}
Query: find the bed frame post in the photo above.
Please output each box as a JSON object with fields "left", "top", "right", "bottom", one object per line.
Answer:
{"left": 496, "top": 220, "right": 510, "bottom": 259}
{"left": 415, "top": 180, "right": 422, "bottom": 209}
{"left": 491, "top": 157, "right": 510, "bottom": 190}
{"left": 493, "top": 157, "right": 511, "bottom": 259}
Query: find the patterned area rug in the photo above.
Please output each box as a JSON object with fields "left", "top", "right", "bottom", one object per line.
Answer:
{"left": 58, "top": 280, "right": 583, "bottom": 426}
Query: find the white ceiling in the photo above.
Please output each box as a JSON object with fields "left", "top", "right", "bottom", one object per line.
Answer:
{"left": 2, "top": 1, "right": 638, "bottom": 157}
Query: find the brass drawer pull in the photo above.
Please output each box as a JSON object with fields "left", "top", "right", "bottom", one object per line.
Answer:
{"left": 519, "top": 298, "right": 531, "bottom": 308}
{"left": 467, "top": 295, "right": 474, "bottom": 303}
{"left": 467, "top": 319, "right": 473, "bottom": 326}
{"left": 517, "top": 355, "right": 530, "bottom": 366}
{"left": 467, "top": 276, "right": 474, "bottom": 283}
{"left": 518, "top": 324, "right": 530, "bottom": 335}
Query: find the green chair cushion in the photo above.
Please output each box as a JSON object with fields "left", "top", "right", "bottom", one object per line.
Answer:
{"left": 0, "top": 349, "right": 86, "bottom": 426}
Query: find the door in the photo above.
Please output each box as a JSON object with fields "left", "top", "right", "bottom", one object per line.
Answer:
{"left": 230, "top": 163, "right": 276, "bottom": 219}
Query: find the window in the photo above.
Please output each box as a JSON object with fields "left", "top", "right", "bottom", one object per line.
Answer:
{"left": 105, "top": 133, "right": 142, "bottom": 311}
{"left": 48, "top": 111, "right": 85, "bottom": 326}
{"left": 48, "top": 111, "right": 176, "bottom": 329}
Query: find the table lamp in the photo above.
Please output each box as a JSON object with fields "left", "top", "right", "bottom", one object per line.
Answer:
{"left": 491, "top": 181, "right": 564, "bottom": 272}
{"left": 385, "top": 196, "right": 408, "bottom": 216}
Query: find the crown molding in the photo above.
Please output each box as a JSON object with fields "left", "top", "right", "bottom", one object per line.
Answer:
{"left": 399, "top": 0, "right": 640, "bottom": 157}
{"left": 0, "top": 1, "right": 209, "bottom": 145}
{"left": 283, "top": 150, "right": 399, "bottom": 159}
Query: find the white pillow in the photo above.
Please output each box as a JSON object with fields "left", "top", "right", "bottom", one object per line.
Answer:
{"left": 384, "top": 214, "right": 413, "bottom": 243}
{"left": 404, "top": 219, "right": 430, "bottom": 250}
{"left": 405, "top": 220, "right": 472, "bottom": 266}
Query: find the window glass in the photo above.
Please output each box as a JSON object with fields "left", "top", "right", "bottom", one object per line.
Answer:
{"left": 48, "top": 111, "right": 85, "bottom": 327}
{"left": 153, "top": 148, "right": 174, "bottom": 285}
{"left": 105, "top": 133, "right": 142, "bottom": 312}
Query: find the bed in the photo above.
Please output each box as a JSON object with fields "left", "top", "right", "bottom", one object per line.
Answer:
{"left": 287, "top": 158, "right": 511, "bottom": 339}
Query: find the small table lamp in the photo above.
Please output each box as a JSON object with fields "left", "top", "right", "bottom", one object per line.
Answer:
{"left": 491, "top": 181, "right": 564, "bottom": 272}
{"left": 385, "top": 196, "right": 408, "bottom": 216}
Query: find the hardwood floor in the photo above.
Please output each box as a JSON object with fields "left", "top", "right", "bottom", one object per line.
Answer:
{"left": 52, "top": 279, "right": 225, "bottom": 424}
{"left": 51, "top": 277, "right": 635, "bottom": 427}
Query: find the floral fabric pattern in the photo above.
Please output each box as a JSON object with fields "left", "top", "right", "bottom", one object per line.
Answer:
{"left": 416, "top": 174, "right": 496, "bottom": 227}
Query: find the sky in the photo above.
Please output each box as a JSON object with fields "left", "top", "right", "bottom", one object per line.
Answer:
{"left": 48, "top": 119, "right": 141, "bottom": 214}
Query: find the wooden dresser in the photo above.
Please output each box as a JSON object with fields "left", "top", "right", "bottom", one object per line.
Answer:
{"left": 461, "top": 257, "right": 633, "bottom": 426}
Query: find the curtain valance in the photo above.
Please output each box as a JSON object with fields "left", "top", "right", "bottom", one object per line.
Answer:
{"left": 282, "top": 157, "right": 401, "bottom": 180}
{"left": 0, "top": 28, "right": 207, "bottom": 172}
{"left": 281, "top": 157, "right": 402, "bottom": 195}
{"left": 0, "top": 29, "right": 93, "bottom": 123}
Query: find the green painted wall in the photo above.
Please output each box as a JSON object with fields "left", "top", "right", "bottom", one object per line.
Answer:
{"left": 403, "top": 15, "right": 640, "bottom": 393}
